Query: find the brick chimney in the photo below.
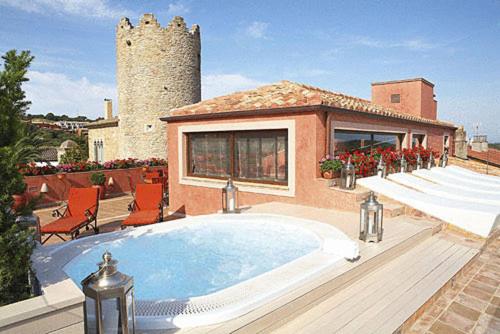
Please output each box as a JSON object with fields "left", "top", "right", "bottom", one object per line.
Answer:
{"left": 371, "top": 78, "right": 437, "bottom": 120}
{"left": 104, "top": 98, "right": 113, "bottom": 120}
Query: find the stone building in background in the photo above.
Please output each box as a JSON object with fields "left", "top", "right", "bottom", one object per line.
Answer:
{"left": 87, "top": 14, "right": 201, "bottom": 161}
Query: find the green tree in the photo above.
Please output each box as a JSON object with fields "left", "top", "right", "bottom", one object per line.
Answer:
{"left": 0, "top": 50, "right": 36, "bottom": 305}
{"left": 60, "top": 145, "right": 85, "bottom": 164}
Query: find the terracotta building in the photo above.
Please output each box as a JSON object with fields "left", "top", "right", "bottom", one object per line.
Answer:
{"left": 162, "top": 79, "right": 457, "bottom": 216}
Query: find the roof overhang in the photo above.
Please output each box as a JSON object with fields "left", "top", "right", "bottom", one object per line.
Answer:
{"left": 161, "top": 105, "right": 457, "bottom": 129}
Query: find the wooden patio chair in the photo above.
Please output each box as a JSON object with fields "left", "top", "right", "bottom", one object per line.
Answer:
{"left": 38, "top": 187, "right": 100, "bottom": 244}
{"left": 121, "top": 183, "right": 163, "bottom": 229}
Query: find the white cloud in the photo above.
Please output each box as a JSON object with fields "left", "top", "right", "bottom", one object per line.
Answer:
{"left": 350, "top": 35, "right": 439, "bottom": 51}
{"left": 167, "top": 1, "right": 190, "bottom": 15}
{"left": 25, "top": 71, "right": 116, "bottom": 119}
{"left": 0, "top": 0, "right": 134, "bottom": 19}
{"left": 202, "top": 74, "right": 267, "bottom": 100}
{"left": 245, "top": 21, "right": 269, "bottom": 39}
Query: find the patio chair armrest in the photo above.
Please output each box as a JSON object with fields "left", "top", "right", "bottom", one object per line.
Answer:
{"left": 52, "top": 204, "right": 67, "bottom": 218}
{"left": 84, "top": 204, "right": 98, "bottom": 221}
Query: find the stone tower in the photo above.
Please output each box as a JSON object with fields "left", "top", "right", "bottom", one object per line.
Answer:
{"left": 116, "top": 14, "right": 201, "bottom": 159}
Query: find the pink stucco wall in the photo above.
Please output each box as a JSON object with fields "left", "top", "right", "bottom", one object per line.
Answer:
{"left": 167, "top": 109, "right": 455, "bottom": 216}
{"left": 371, "top": 79, "right": 437, "bottom": 120}
{"left": 24, "top": 166, "right": 166, "bottom": 206}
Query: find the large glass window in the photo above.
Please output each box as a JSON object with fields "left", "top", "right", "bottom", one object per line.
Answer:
{"left": 334, "top": 130, "right": 402, "bottom": 154}
{"left": 187, "top": 130, "right": 287, "bottom": 184}
{"left": 188, "top": 133, "right": 231, "bottom": 177}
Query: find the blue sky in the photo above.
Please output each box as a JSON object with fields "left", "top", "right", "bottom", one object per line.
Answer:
{"left": 0, "top": 0, "right": 499, "bottom": 141}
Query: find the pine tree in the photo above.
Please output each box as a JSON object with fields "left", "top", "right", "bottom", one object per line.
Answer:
{"left": 0, "top": 50, "right": 36, "bottom": 305}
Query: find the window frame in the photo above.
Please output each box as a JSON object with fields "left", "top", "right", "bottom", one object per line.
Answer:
{"left": 186, "top": 129, "right": 288, "bottom": 186}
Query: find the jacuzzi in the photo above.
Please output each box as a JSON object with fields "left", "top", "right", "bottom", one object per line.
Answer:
{"left": 33, "top": 214, "right": 358, "bottom": 330}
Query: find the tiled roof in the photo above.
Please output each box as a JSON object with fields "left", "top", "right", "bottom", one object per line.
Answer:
{"left": 39, "top": 147, "right": 58, "bottom": 161}
{"left": 87, "top": 117, "right": 119, "bottom": 129}
{"left": 167, "top": 80, "right": 456, "bottom": 127}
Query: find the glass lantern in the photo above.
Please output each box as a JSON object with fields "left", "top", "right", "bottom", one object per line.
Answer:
{"left": 82, "top": 251, "right": 135, "bottom": 334}
{"left": 440, "top": 149, "right": 449, "bottom": 167}
{"left": 340, "top": 156, "right": 356, "bottom": 190}
{"left": 359, "top": 191, "right": 383, "bottom": 243}
{"left": 400, "top": 155, "right": 408, "bottom": 173}
{"left": 222, "top": 178, "right": 239, "bottom": 213}
{"left": 376, "top": 158, "right": 386, "bottom": 178}
{"left": 416, "top": 153, "right": 423, "bottom": 170}
{"left": 427, "top": 152, "right": 435, "bottom": 169}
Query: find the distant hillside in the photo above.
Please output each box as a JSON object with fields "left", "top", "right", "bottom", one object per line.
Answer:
{"left": 490, "top": 143, "right": 500, "bottom": 150}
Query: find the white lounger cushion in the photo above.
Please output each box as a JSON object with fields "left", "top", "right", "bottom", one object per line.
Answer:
{"left": 388, "top": 173, "right": 500, "bottom": 206}
{"left": 357, "top": 176, "right": 500, "bottom": 238}
{"left": 412, "top": 169, "right": 500, "bottom": 195}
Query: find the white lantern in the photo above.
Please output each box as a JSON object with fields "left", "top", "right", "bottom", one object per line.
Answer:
{"left": 82, "top": 251, "right": 135, "bottom": 334}
{"left": 222, "top": 178, "right": 239, "bottom": 213}
{"left": 340, "top": 156, "right": 356, "bottom": 190}
{"left": 359, "top": 192, "right": 383, "bottom": 242}
{"left": 376, "top": 158, "right": 386, "bottom": 178}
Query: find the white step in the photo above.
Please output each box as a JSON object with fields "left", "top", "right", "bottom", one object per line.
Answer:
{"left": 272, "top": 236, "right": 478, "bottom": 334}
{"left": 413, "top": 169, "right": 500, "bottom": 194}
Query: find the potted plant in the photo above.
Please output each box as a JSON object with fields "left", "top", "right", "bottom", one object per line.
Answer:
{"left": 11, "top": 182, "right": 27, "bottom": 211}
{"left": 90, "top": 172, "right": 106, "bottom": 199}
{"left": 319, "top": 156, "right": 342, "bottom": 179}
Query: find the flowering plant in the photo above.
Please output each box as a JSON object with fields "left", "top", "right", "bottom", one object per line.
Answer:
{"left": 319, "top": 155, "right": 343, "bottom": 173}
{"left": 329, "top": 146, "right": 439, "bottom": 178}
{"left": 18, "top": 158, "right": 167, "bottom": 176}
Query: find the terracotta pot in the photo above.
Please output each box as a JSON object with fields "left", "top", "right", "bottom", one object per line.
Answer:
{"left": 57, "top": 173, "right": 66, "bottom": 180}
{"left": 12, "top": 194, "right": 26, "bottom": 211}
{"left": 322, "top": 170, "right": 334, "bottom": 179}
{"left": 92, "top": 185, "right": 106, "bottom": 200}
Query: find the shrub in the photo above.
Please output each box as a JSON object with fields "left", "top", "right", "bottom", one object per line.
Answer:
{"left": 90, "top": 172, "right": 106, "bottom": 186}
{"left": 59, "top": 146, "right": 85, "bottom": 164}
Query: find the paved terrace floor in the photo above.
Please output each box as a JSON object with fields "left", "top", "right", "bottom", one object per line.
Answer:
{"left": 410, "top": 236, "right": 500, "bottom": 334}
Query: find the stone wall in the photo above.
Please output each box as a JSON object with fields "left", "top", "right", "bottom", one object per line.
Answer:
{"left": 87, "top": 122, "right": 119, "bottom": 162}
{"left": 116, "top": 14, "right": 201, "bottom": 160}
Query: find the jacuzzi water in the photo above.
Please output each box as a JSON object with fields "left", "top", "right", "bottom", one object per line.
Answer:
{"left": 64, "top": 220, "right": 321, "bottom": 300}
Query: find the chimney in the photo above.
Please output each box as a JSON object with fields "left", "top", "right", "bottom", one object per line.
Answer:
{"left": 371, "top": 78, "right": 437, "bottom": 120}
{"left": 104, "top": 99, "right": 113, "bottom": 120}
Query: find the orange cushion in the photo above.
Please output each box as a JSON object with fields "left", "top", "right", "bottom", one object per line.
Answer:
{"left": 135, "top": 184, "right": 163, "bottom": 211}
{"left": 41, "top": 215, "right": 88, "bottom": 233}
{"left": 67, "top": 187, "right": 99, "bottom": 217}
{"left": 122, "top": 210, "right": 160, "bottom": 226}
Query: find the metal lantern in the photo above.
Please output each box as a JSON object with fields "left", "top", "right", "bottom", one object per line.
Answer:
{"left": 82, "top": 251, "right": 135, "bottom": 334}
{"left": 340, "top": 156, "right": 356, "bottom": 190}
{"left": 416, "top": 153, "right": 423, "bottom": 170}
{"left": 400, "top": 155, "right": 408, "bottom": 173}
{"left": 376, "top": 158, "right": 386, "bottom": 178}
{"left": 359, "top": 191, "right": 383, "bottom": 243}
{"left": 440, "top": 150, "right": 449, "bottom": 168}
{"left": 222, "top": 178, "right": 239, "bottom": 213}
{"left": 427, "top": 152, "right": 435, "bottom": 169}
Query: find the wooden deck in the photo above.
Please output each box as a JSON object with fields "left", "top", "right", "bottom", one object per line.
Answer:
{"left": 273, "top": 236, "right": 478, "bottom": 334}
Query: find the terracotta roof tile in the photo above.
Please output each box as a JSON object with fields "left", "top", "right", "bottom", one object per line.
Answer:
{"left": 168, "top": 80, "right": 456, "bottom": 127}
